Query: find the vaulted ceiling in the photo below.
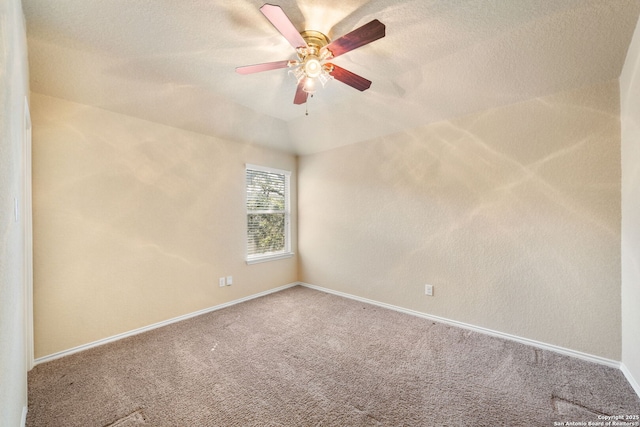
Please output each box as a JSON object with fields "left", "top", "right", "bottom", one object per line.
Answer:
{"left": 23, "top": 0, "right": 640, "bottom": 155}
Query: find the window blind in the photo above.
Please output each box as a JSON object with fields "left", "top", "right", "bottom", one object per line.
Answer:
{"left": 246, "top": 167, "right": 289, "bottom": 258}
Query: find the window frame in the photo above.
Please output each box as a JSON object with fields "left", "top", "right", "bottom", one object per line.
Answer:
{"left": 245, "top": 164, "right": 293, "bottom": 264}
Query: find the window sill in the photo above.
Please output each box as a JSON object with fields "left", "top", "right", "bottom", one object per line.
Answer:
{"left": 246, "top": 252, "right": 295, "bottom": 265}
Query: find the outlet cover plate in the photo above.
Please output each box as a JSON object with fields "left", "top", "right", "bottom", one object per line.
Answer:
{"left": 425, "top": 284, "right": 434, "bottom": 296}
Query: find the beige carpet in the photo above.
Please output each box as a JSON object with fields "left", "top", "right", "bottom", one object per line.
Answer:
{"left": 28, "top": 286, "right": 640, "bottom": 426}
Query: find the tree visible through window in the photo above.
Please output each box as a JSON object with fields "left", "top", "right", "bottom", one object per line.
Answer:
{"left": 246, "top": 165, "right": 291, "bottom": 262}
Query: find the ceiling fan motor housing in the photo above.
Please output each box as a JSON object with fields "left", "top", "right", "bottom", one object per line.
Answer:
{"left": 299, "top": 30, "right": 330, "bottom": 54}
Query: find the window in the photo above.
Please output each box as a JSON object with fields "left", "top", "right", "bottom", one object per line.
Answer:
{"left": 246, "top": 164, "right": 292, "bottom": 264}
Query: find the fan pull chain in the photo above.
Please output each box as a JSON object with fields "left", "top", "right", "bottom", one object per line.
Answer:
{"left": 306, "top": 94, "right": 313, "bottom": 116}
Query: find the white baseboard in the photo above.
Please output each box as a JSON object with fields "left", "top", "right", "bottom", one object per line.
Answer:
{"left": 21, "top": 406, "right": 27, "bottom": 427}
{"left": 34, "top": 282, "right": 299, "bottom": 366}
{"left": 621, "top": 362, "right": 640, "bottom": 398}
{"left": 299, "top": 282, "right": 622, "bottom": 370}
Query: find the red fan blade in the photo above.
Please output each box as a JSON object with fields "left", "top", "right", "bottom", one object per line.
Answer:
{"left": 328, "top": 64, "right": 372, "bottom": 91}
{"left": 236, "top": 60, "right": 294, "bottom": 75}
{"left": 294, "top": 79, "right": 309, "bottom": 104}
{"left": 260, "top": 4, "right": 308, "bottom": 50}
{"left": 325, "top": 19, "right": 385, "bottom": 59}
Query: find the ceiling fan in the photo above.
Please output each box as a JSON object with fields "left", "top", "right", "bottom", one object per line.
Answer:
{"left": 236, "top": 3, "right": 386, "bottom": 105}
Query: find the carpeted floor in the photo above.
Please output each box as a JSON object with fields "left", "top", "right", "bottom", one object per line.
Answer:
{"left": 27, "top": 286, "right": 640, "bottom": 426}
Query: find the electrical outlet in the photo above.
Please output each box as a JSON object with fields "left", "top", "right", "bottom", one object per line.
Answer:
{"left": 219, "top": 277, "right": 226, "bottom": 287}
{"left": 425, "top": 284, "right": 434, "bottom": 296}
{"left": 226, "top": 276, "right": 233, "bottom": 286}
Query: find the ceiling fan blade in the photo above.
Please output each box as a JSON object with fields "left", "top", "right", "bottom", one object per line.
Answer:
{"left": 324, "top": 19, "right": 385, "bottom": 59}
{"left": 260, "top": 4, "right": 308, "bottom": 50}
{"left": 236, "top": 60, "right": 295, "bottom": 75}
{"left": 294, "top": 79, "right": 309, "bottom": 105}
{"left": 328, "top": 64, "right": 372, "bottom": 91}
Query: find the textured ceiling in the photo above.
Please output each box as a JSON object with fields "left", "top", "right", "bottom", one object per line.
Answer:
{"left": 23, "top": 0, "right": 640, "bottom": 155}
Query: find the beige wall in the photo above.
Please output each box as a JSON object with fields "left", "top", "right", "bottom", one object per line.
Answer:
{"left": 31, "top": 93, "right": 297, "bottom": 358}
{"left": 299, "top": 80, "right": 621, "bottom": 359}
{"left": 0, "top": 0, "right": 30, "bottom": 424}
{"left": 620, "top": 16, "right": 640, "bottom": 389}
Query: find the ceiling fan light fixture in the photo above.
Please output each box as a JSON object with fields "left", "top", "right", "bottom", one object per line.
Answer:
{"left": 318, "top": 70, "right": 331, "bottom": 87}
{"left": 304, "top": 56, "right": 322, "bottom": 78}
{"left": 295, "top": 63, "right": 332, "bottom": 95}
{"left": 303, "top": 77, "right": 316, "bottom": 94}
{"left": 290, "top": 66, "right": 305, "bottom": 82}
